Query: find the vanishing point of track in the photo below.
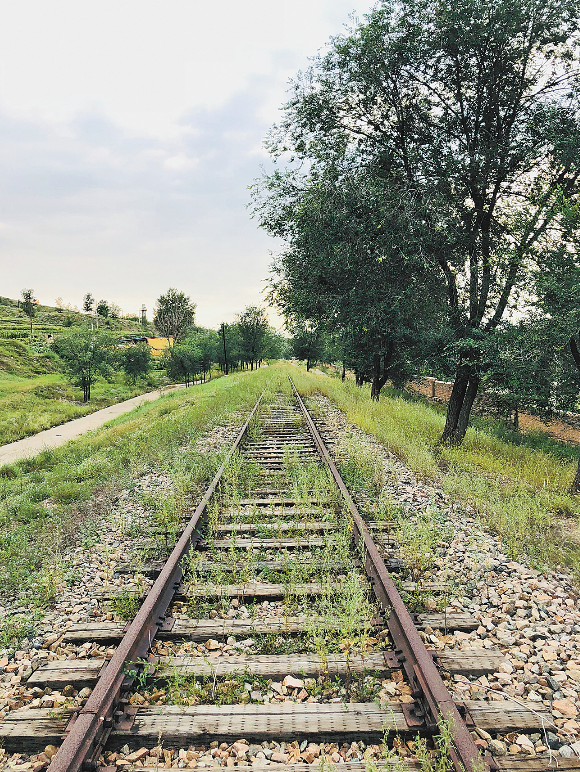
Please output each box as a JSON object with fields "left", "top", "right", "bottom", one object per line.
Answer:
{"left": 0, "top": 379, "right": 559, "bottom": 771}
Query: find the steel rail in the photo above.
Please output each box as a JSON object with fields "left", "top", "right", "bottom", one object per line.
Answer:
{"left": 48, "top": 392, "right": 264, "bottom": 772}
{"left": 289, "top": 377, "right": 496, "bottom": 772}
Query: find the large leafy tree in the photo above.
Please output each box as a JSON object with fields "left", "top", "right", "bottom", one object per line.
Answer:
{"left": 263, "top": 0, "right": 580, "bottom": 442}
{"left": 254, "top": 160, "right": 447, "bottom": 399}
{"left": 154, "top": 288, "right": 196, "bottom": 344}
{"left": 52, "top": 329, "right": 117, "bottom": 402}
{"left": 291, "top": 323, "right": 326, "bottom": 371}
{"left": 83, "top": 293, "right": 94, "bottom": 314}
{"left": 236, "top": 306, "right": 271, "bottom": 370}
{"left": 20, "top": 288, "right": 37, "bottom": 338}
{"left": 121, "top": 343, "right": 153, "bottom": 384}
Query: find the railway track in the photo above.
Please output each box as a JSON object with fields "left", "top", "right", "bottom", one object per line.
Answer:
{"left": 0, "top": 379, "right": 575, "bottom": 771}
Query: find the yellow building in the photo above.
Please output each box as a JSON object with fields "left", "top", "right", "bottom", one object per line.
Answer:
{"left": 118, "top": 336, "right": 173, "bottom": 356}
{"left": 146, "top": 337, "right": 173, "bottom": 356}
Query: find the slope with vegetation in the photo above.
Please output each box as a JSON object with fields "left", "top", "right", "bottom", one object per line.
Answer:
{"left": 0, "top": 291, "right": 287, "bottom": 446}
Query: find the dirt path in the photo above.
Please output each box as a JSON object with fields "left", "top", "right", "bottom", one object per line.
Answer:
{"left": 0, "top": 385, "right": 185, "bottom": 467}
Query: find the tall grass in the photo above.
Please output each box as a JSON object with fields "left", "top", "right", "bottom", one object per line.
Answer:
{"left": 0, "top": 370, "right": 166, "bottom": 445}
{"left": 287, "top": 364, "right": 580, "bottom": 573}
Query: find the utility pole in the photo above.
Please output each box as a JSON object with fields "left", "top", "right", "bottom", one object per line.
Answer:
{"left": 220, "top": 322, "right": 229, "bottom": 375}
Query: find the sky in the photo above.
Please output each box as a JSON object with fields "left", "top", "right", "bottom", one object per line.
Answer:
{"left": 0, "top": 0, "right": 374, "bottom": 328}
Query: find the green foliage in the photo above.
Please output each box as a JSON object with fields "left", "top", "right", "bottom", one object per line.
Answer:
{"left": 20, "top": 289, "right": 37, "bottom": 322}
{"left": 256, "top": 0, "right": 580, "bottom": 439}
{"left": 83, "top": 293, "right": 94, "bottom": 314}
{"left": 236, "top": 306, "right": 271, "bottom": 368}
{"left": 110, "top": 590, "right": 141, "bottom": 621}
{"left": 0, "top": 339, "right": 55, "bottom": 376}
{"left": 96, "top": 299, "right": 109, "bottom": 318}
{"left": 52, "top": 328, "right": 117, "bottom": 401}
{"left": 122, "top": 343, "right": 153, "bottom": 384}
{"left": 481, "top": 318, "right": 580, "bottom": 427}
{"left": 290, "top": 324, "right": 326, "bottom": 370}
{"left": 0, "top": 366, "right": 275, "bottom": 605}
{"left": 154, "top": 288, "right": 196, "bottom": 343}
{"left": 290, "top": 365, "right": 580, "bottom": 570}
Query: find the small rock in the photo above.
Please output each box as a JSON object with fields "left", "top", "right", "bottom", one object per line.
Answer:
{"left": 282, "top": 675, "right": 304, "bottom": 689}
{"left": 488, "top": 740, "right": 507, "bottom": 756}
{"left": 553, "top": 699, "right": 578, "bottom": 717}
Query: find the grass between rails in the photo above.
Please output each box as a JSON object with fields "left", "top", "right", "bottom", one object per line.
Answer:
{"left": 287, "top": 363, "right": 580, "bottom": 576}
{"left": 0, "top": 366, "right": 281, "bottom": 633}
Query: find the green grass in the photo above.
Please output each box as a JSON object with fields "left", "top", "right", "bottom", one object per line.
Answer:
{"left": 287, "top": 363, "right": 580, "bottom": 576}
{"left": 0, "top": 367, "right": 166, "bottom": 445}
{"left": 0, "top": 366, "right": 280, "bottom": 635}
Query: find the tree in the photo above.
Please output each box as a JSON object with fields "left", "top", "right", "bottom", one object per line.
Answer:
{"left": 255, "top": 161, "right": 446, "bottom": 399}
{"left": 52, "top": 329, "right": 116, "bottom": 402}
{"left": 219, "top": 323, "right": 230, "bottom": 375}
{"left": 291, "top": 324, "right": 325, "bottom": 371}
{"left": 163, "top": 343, "right": 200, "bottom": 387}
{"left": 121, "top": 343, "right": 153, "bottom": 384}
{"left": 83, "top": 293, "right": 94, "bottom": 314}
{"left": 236, "top": 306, "right": 270, "bottom": 370}
{"left": 217, "top": 322, "right": 242, "bottom": 373}
{"left": 20, "top": 289, "right": 37, "bottom": 338}
{"left": 153, "top": 288, "right": 196, "bottom": 344}
{"left": 96, "top": 299, "right": 110, "bottom": 318}
{"left": 109, "top": 302, "right": 122, "bottom": 319}
{"left": 263, "top": 0, "right": 580, "bottom": 443}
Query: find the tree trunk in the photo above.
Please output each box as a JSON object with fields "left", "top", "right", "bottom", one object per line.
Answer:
{"left": 440, "top": 363, "right": 471, "bottom": 442}
{"left": 341, "top": 364, "right": 345, "bottom": 381}
{"left": 355, "top": 372, "right": 364, "bottom": 387}
{"left": 307, "top": 358, "right": 311, "bottom": 371}
{"left": 570, "top": 456, "right": 580, "bottom": 494}
{"left": 513, "top": 405, "right": 519, "bottom": 432}
{"left": 371, "top": 353, "right": 383, "bottom": 401}
{"left": 451, "top": 373, "right": 480, "bottom": 444}
{"left": 370, "top": 344, "right": 394, "bottom": 401}
{"left": 221, "top": 325, "right": 228, "bottom": 375}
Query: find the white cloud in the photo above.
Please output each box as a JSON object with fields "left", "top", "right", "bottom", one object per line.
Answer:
{"left": 164, "top": 154, "right": 200, "bottom": 171}
{"left": 0, "top": 0, "right": 375, "bottom": 326}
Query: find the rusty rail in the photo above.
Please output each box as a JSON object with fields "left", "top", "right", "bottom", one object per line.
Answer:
{"left": 289, "top": 377, "right": 496, "bottom": 772}
{"left": 48, "top": 392, "right": 264, "bottom": 772}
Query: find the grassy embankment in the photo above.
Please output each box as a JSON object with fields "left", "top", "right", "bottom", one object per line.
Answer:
{"left": 289, "top": 364, "right": 580, "bottom": 576}
{"left": 0, "top": 339, "right": 164, "bottom": 445}
{"left": 0, "top": 365, "right": 278, "bottom": 649}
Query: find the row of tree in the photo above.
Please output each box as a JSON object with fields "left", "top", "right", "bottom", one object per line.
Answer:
{"left": 82, "top": 293, "right": 122, "bottom": 320}
{"left": 252, "top": 0, "right": 580, "bottom": 479}
{"left": 50, "top": 293, "right": 285, "bottom": 401}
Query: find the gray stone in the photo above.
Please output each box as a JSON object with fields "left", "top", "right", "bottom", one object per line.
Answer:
{"left": 547, "top": 732, "right": 562, "bottom": 750}
{"left": 488, "top": 739, "right": 507, "bottom": 756}
{"left": 559, "top": 746, "right": 574, "bottom": 758}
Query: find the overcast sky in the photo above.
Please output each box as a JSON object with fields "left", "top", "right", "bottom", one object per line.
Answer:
{"left": 0, "top": 0, "right": 374, "bottom": 328}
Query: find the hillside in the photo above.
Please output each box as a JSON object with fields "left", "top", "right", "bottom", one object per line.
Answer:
{"left": 0, "top": 296, "right": 148, "bottom": 344}
{"left": 0, "top": 300, "right": 160, "bottom": 445}
{"left": 0, "top": 339, "right": 55, "bottom": 376}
